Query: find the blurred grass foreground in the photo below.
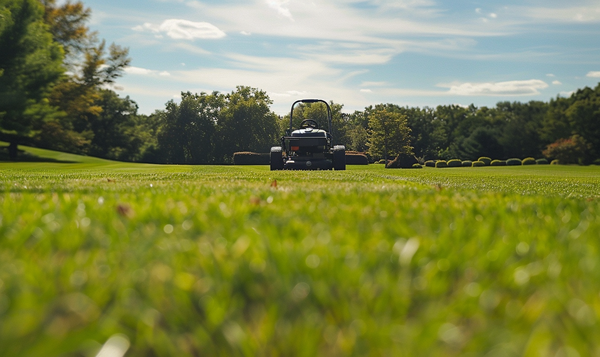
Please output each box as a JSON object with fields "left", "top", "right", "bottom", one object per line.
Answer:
{"left": 1, "top": 159, "right": 600, "bottom": 356}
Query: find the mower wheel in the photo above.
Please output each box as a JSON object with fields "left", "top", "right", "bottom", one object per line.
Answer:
{"left": 270, "top": 146, "right": 284, "bottom": 170}
{"left": 333, "top": 145, "right": 346, "bottom": 170}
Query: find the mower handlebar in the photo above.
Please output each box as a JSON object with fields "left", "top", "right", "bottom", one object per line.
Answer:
{"left": 289, "top": 99, "right": 332, "bottom": 141}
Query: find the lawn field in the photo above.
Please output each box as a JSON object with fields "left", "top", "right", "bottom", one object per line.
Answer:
{"left": 1, "top": 149, "right": 600, "bottom": 356}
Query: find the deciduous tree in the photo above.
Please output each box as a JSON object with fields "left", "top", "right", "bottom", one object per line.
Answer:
{"left": 0, "top": 0, "right": 64, "bottom": 159}
{"left": 367, "top": 108, "right": 412, "bottom": 161}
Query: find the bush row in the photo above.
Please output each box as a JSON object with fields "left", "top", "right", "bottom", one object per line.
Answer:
{"left": 424, "top": 156, "right": 550, "bottom": 168}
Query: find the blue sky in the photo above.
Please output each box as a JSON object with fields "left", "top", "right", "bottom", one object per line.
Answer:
{"left": 79, "top": 0, "right": 600, "bottom": 115}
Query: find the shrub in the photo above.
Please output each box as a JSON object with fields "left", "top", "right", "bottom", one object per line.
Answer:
{"left": 536, "top": 158, "right": 549, "bottom": 165}
{"left": 472, "top": 161, "right": 485, "bottom": 167}
{"left": 461, "top": 160, "right": 472, "bottom": 167}
{"left": 447, "top": 159, "right": 462, "bottom": 167}
{"left": 233, "top": 152, "right": 270, "bottom": 165}
{"left": 412, "top": 163, "right": 423, "bottom": 169}
{"left": 490, "top": 159, "right": 506, "bottom": 166}
{"left": 506, "top": 158, "right": 522, "bottom": 166}
{"left": 435, "top": 160, "right": 448, "bottom": 168}
{"left": 522, "top": 157, "right": 536, "bottom": 165}
{"left": 478, "top": 157, "right": 492, "bottom": 166}
{"left": 425, "top": 160, "right": 435, "bottom": 167}
{"left": 345, "top": 151, "right": 369, "bottom": 165}
{"left": 551, "top": 159, "right": 560, "bottom": 165}
{"left": 376, "top": 159, "right": 386, "bottom": 164}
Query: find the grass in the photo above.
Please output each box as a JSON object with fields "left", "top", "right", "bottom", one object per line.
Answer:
{"left": 1, "top": 147, "right": 600, "bottom": 356}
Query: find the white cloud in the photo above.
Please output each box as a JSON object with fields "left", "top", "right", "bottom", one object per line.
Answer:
{"left": 125, "top": 66, "right": 171, "bottom": 76}
{"left": 586, "top": 71, "right": 600, "bottom": 78}
{"left": 240, "top": 31, "right": 251, "bottom": 36}
{"left": 443, "top": 80, "right": 549, "bottom": 96}
{"left": 513, "top": 6, "right": 600, "bottom": 23}
{"left": 133, "top": 19, "right": 226, "bottom": 40}
{"left": 552, "top": 80, "right": 562, "bottom": 85}
{"left": 560, "top": 91, "right": 574, "bottom": 97}
{"left": 360, "top": 89, "right": 373, "bottom": 93}
{"left": 360, "top": 81, "right": 387, "bottom": 87}
{"left": 546, "top": 73, "right": 555, "bottom": 77}
{"left": 269, "top": 90, "right": 312, "bottom": 98}
{"left": 265, "top": 0, "right": 294, "bottom": 21}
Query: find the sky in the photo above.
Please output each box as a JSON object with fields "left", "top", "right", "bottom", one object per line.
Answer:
{"left": 77, "top": 0, "right": 600, "bottom": 115}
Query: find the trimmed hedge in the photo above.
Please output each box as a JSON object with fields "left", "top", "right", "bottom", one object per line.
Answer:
{"left": 522, "top": 157, "right": 536, "bottom": 165}
{"left": 506, "top": 158, "right": 522, "bottom": 166}
{"left": 472, "top": 161, "right": 485, "bottom": 167}
{"left": 461, "top": 160, "right": 472, "bottom": 167}
{"left": 425, "top": 160, "right": 435, "bottom": 167}
{"left": 412, "top": 163, "right": 423, "bottom": 169}
{"left": 536, "top": 158, "right": 549, "bottom": 165}
{"left": 478, "top": 157, "right": 492, "bottom": 166}
{"left": 551, "top": 159, "right": 560, "bottom": 165}
{"left": 345, "top": 151, "right": 369, "bottom": 165}
{"left": 490, "top": 159, "right": 506, "bottom": 166}
{"left": 447, "top": 159, "right": 462, "bottom": 167}
{"left": 233, "top": 152, "right": 270, "bottom": 165}
{"left": 435, "top": 160, "right": 448, "bottom": 168}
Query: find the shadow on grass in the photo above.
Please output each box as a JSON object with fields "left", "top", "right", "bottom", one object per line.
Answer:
{"left": 0, "top": 148, "right": 78, "bottom": 163}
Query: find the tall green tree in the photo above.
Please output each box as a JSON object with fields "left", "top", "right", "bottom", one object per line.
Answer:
{"left": 35, "top": 0, "right": 131, "bottom": 154}
{"left": 157, "top": 91, "right": 222, "bottom": 164}
{"left": 367, "top": 108, "right": 412, "bottom": 161}
{"left": 0, "top": 0, "right": 64, "bottom": 159}
{"left": 86, "top": 89, "right": 142, "bottom": 161}
{"left": 215, "top": 86, "right": 279, "bottom": 162}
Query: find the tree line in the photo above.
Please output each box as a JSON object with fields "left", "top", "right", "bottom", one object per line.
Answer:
{"left": 2, "top": 0, "right": 600, "bottom": 165}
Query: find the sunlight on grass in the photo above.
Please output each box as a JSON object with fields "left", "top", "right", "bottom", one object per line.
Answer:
{"left": 1, "top": 163, "right": 600, "bottom": 356}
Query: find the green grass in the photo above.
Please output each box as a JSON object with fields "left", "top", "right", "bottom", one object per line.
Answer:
{"left": 0, "top": 141, "right": 111, "bottom": 165}
{"left": 1, "top": 153, "right": 600, "bottom": 356}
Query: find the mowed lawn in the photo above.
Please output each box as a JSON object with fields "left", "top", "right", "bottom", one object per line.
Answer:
{"left": 1, "top": 148, "right": 600, "bottom": 356}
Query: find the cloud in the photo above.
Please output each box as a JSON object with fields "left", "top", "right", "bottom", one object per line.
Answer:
{"left": 586, "top": 71, "right": 600, "bottom": 78}
{"left": 443, "top": 80, "right": 548, "bottom": 96}
{"left": 360, "top": 89, "right": 373, "bottom": 93}
{"left": 360, "top": 81, "right": 387, "bottom": 87}
{"left": 265, "top": 0, "right": 294, "bottom": 21}
{"left": 513, "top": 5, "right": 600, "bottom": 23}
{"left": 133, "top": 19, "right": 226, "bottom": 40}
{"left": 125, "top": 66, "right": 171, "bottom": 76}
{"left": 552, "top": 80, "right": 562, "bottom": 85}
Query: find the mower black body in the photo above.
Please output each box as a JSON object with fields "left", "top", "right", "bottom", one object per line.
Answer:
{"left": 270, "top": 99, "right": 345, "bottom": 170}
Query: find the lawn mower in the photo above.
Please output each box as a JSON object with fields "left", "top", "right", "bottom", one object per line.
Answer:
{"left": 270, "top": 99, "right": 345, "bottom": 170}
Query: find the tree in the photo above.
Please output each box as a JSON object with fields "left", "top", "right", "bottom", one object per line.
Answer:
{"left": 367, "top": 108, "right": 412, "bottom": 161}
{"left": 455, "top": 126, "right": 504, "bottom": 160}
{"left": 215, "top": 86, "right": 279, "bottom": 162}
{"left": 0, "top": 0, "right": 64, "bottom": 159}
{"left": 497, "top": 101, "right": 546, "bottom": 159}
{"left": 35, "top": 0, "right": 131, "bottom": 154}
{"left": 86, "top": 89, "right": 142, "bottom": 161}
{"left": 41, "top": 0, "right": 91, "bottom": 61}
{"left": 157, "top": 91, "right": 222, "bottom": 164}
{"left": 542, "top": 135, "right": 590, "bottom": 164}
